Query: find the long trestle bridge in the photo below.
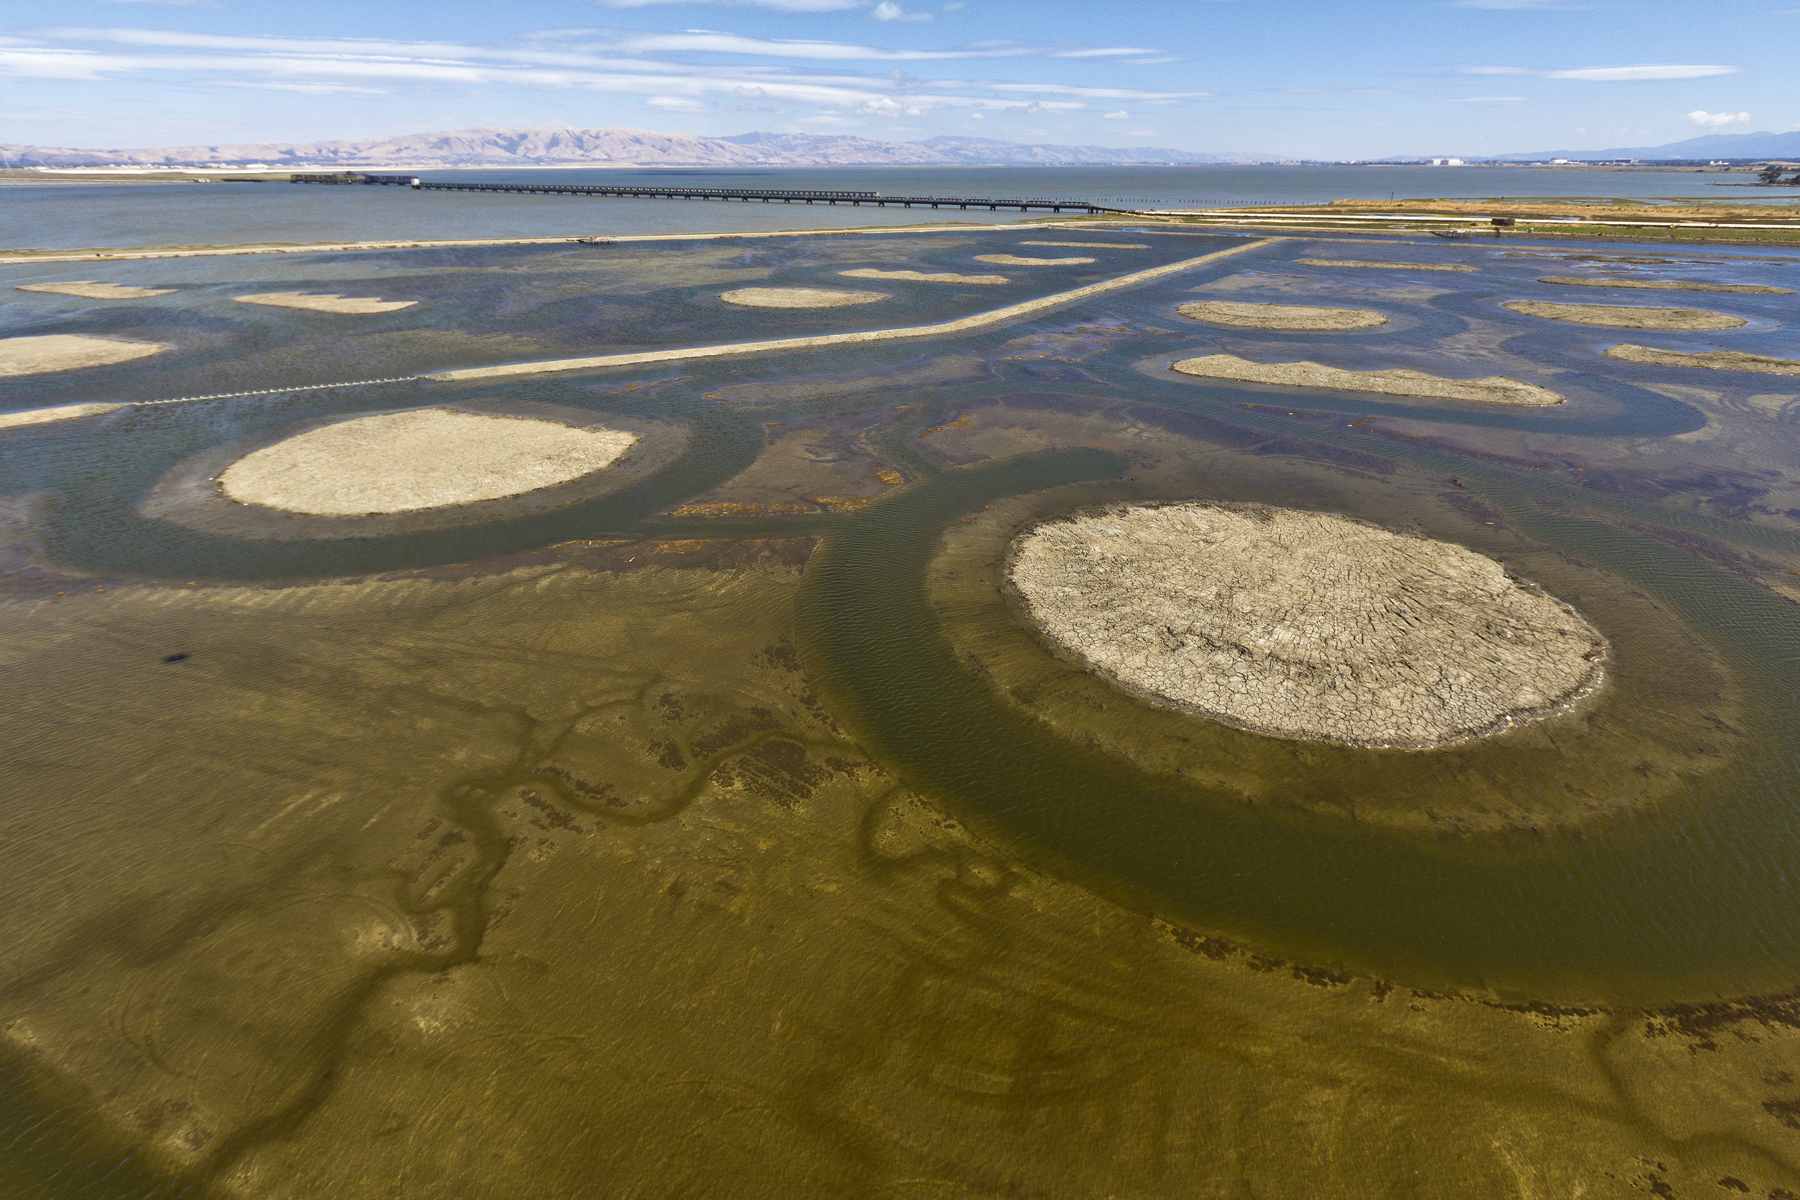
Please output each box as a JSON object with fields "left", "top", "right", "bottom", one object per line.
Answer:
{"left": 289, "top": 172, "right": 1139, "bottom": 215}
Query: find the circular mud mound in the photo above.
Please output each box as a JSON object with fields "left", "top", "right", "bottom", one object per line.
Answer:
{"left": 719, "top": 288, "right": 887, "bottom": 308}
{"left": 1177, "top": 301, "right": 1389, "bottom": 330}
{"left": 1008, "top": 503, "right": 1606, "bottom": 748}
{"left": 1502, "top": 300, "right": 1746, "bottom": 330}
{"left": 219, "top": 408, "right": 640, "bottom": 516}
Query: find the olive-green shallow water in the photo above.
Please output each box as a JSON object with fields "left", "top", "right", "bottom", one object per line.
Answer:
{"left": 4, "top": 227, "right": 1800, "bottom": 1197}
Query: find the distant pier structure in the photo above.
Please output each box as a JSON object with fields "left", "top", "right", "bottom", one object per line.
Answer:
{"left": 288, "top": 172, "right": 1138, "bottom": 215}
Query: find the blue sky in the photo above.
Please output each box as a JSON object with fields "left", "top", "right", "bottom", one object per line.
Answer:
{"left": 1, "top": 0, "right": 1789, "bottom": 157}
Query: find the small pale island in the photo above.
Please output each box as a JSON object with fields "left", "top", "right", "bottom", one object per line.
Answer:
{"left": 719, "top": 287, "right": 887, "bottom": 308}
{"left": 1540, "top": 276, "right": 1793, "bottom": 295}
{"left": 0, "top": 334, "right": 166, "bottom": 377}
{"left": 1009, "top": 503, "right": 1606, "bottom": 749}
{"left": 974, "top": 254, "right": 1095, "bottom": 266}
{"left": 219, "top": 408, "right": 640, "bottom": 515}
{"left": 1604, "top": 344, "right": 1800, "bottom": 375}
{"left": 17, "top": 281, "right": 175, "bottom": 299}
{"left": 1176, "top": 300, "right": 1389, "bottom": 330}
{"left": 1297, "top": 259, "right": 1477, "bottom": 273}
{"left": 233, "top": 292, "right": 416, "bottom": 314}
{"left": 838, "top": 269, "right": 1008, "bottom": 285}
{"left": 1502, "top": 301, "right": 1747, "bottom": 330}
{"left": 0, "top": 402, "right": 125, "bottom": 431}
{"left": 1170, "top": 354, "right": 1564, "bottom": 405}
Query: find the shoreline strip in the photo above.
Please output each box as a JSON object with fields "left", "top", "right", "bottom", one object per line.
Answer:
{"left": 430, "top": 238, "right": 1281, "bottom": 382}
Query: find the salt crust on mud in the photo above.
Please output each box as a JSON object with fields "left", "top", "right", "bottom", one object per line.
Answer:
{"left": 1009, "top": 503, "right": 1606, "bottom": 748}
{"left": 1502, "top": 301, "right": 1746, "bottom": 330}
{"left": 0, "top": 334, "right": 166, "bottom": 377}
{"left": 232, "top": 292, "right": 416, "bottom": 314}
{"left": 218, "top": 409, "right": 640, "bottom": 516}
{"left": 0, "top": 403, "right": 123, "bottom": 431}
{"left": 1297, "top": 259, "right": 1476, "bottom": 273}
{"left": 1605, "top": 344, "right": 1800, "bottom": 376}
{"left": 1176, "top": 301, "right": 1388, "bottom": 330}
{"left": 839, "top": 269, "right": 1008, "bottom": 285}
{"left": 974, "top": 255, "right": 1096, "bottom": 266}
{"left": 1170, "top": 354, "right": 1564, "bottom": 405}
{"left": 17, "top": 281, "right": 174, "bottom": 299}
{"left": 1540, "top": 276, "right": 1793, "bottom": 295}
{"left": 720, "top": 287, "right": 887, "bottom": 308}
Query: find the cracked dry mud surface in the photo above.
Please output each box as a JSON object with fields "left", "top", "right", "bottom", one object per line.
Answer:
{"left": 1009, "top": 503, "right": 1607, "bottom": 748}
{"left": 1177, "top": 300, "right": 1389, "bottom": 330}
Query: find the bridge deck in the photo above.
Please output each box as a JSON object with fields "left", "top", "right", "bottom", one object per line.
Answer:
{"left": 290, "top": 174, "right": 1136, "bottom": 215}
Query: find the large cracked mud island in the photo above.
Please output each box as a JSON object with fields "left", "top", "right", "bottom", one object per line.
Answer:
{"left": 1009, "top": 503, "right": 1608, "bottom": 748}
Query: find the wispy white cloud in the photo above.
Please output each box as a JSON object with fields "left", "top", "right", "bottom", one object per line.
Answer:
{"left": 1687, "top": 109, "right": 1750, "bottom": 126}
{"left": 1464, "top": 63, "right": 1738, "bottom": 81}
{"left": 1102, "top": 109, "right": 1128, "bottom": 119}
{"left": 3, "top": 26, "right": 1205, "bottom": 121}
{"left": 869, "top": 1, "right": 933, "bottom": 19}
{"left": 1448, "top": 95, "right": 1527, "bottom": 102}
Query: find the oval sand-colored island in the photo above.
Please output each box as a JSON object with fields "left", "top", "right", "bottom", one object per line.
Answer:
{"left": 1502, "top": 300, "right": 1746, "bottom": 330}
{"left": 838, "top": 269, "right": 1009, "bottom": 285}
{"left": 0, "top": 334, "right": 166, "bottom": 377}
{"left": 219, "top": 408, "right": 641, "bottom": 516}
{"left": 1170, "top": 354, "right": 1563, "bottom": 405}
{"left": 233, "top": 292, "right": 415, "bottom": 314}
{"left": 1177, "top": 300, "right": 1389, "bottom": 330}
{"left": 719, "top": 288, "right": 887, "bottom": 308}
{"left": 1009, "top": 502, "right": 1606, "bottom": 748}
{"left": 974, "top": 254, "right": 1096, "bottom": 266}
{"left": 17, "top": 281, "right": 176, "bottom": 300}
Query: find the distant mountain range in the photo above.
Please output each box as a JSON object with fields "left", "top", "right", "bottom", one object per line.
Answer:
{"left": 1488, "top": 129, "right": 1800, "bottom": 162}
{"left": 0, "top": 124, "right": 1269, "bottom": 169}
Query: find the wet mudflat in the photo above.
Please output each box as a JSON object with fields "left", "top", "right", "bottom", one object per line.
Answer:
{"left": 3, "top": 227, "right": 1800, "bottom": 1198}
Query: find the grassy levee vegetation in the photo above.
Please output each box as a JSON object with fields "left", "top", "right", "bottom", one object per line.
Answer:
{"left": 1126, "top": 196, "right": 1800, "bottom": 248}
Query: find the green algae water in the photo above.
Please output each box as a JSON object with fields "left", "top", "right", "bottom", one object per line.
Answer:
{"left": 4, "top": 223, "right": 1800, "bottom": 1197}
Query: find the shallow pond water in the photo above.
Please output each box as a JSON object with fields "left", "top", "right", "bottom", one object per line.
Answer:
{"left": 3, "top": 225, "right": 1800, "bottom": 1197}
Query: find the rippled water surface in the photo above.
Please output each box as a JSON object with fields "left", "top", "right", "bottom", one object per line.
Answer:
{"left": 3, "top": 215, "right": 1800, "bottom": 1197}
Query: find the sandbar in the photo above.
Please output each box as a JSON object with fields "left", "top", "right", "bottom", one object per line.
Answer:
{"left": 17, "top": 281, "right": 175, "bottom": 299}
{"left": 1019, "top": 241, "right": 1150, "bottom": 249}
{"left": 838, "top": 269, "right": 1008, "bottom": 285}
{"left": 1501, "top": 301, "right": 1746, "bottom": 330}
{"left": 1539, "top": 276, "right": 1792, "bottom": 295}
{"left": 1604, "top": 344, "right": 1800, "bottom": 376}
{"left": 1170, "top": 354, "right": 1564, "bottom": 405}
{"left": 1176, "top": 301, "right": 1388, "bottom": 330}
{"left": 0, "top": 334, "right": 166, "bottom": 377}
{"left": 233, "top": 292, "right": 416, "bottom": 314}
{"left": 719, "top": 287, "right": 887, "bottom": 308}
{"left": 975, "top": 254, "right": 1096, "bottom": 266}
{"left": 0, "top": 403, "right": 124, "bottom": 431}
{"left": 1297, "top": 259, "right": 1477, "bottom": 273}
{"left": 1009, "top": 502, "right": 1605, "bottom": 748}
{"left": 218, "top": 408, "right": 641, "bottom": 515}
